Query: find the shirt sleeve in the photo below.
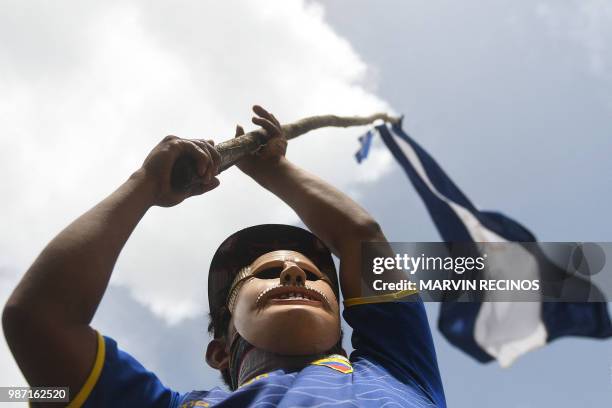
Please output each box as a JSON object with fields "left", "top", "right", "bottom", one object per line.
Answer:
{"left": 343, "top": 293, "right": 445, "bottom": 407}
{"left": 70, "top": 331, "right": 180, "bottom": 408}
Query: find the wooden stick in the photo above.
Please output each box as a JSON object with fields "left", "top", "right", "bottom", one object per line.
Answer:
{"left": 171, "top": 112, "right": 400, "bottom": 191}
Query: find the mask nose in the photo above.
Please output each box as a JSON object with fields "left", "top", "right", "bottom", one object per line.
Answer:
{"left": 279, "top": 261, "right": 307, "bottom": 287}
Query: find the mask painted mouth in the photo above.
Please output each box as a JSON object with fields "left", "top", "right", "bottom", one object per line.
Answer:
{"left": 256, "top": 285, "right": 331, "bottom": 310}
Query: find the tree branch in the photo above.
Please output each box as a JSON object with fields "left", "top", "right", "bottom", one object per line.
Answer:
{"left": 171, "top": 112, "right": 400, "bottom": 190}
{"left": 218, "top": 112, "right": 400, "bottom": 170}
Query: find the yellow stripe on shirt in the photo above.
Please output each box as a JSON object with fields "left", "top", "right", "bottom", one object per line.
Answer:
{"left": 343, "top": 289, "right": 418, "bottom": 307}
{"left": 67, "top": 330, "right": 105, "bottom": 408}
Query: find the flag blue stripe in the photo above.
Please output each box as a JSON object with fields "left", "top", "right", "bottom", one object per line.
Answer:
{"left": 543, "top": 302, "right": 612, "bottom": 341}
{"left": 355, "top": 130, "right": 374, "bottom": 163}
{"left": 437, "top": 303, "right": 494, "bottom": 363}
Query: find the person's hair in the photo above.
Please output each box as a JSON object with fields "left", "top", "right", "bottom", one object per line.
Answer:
{"left": 207, "top": 303, "right": 231, "bottom": 339}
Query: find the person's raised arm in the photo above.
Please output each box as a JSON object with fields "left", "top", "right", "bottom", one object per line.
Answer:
{"left": 2, "top": 136, "right": 219, "bottom": 401}
{"left": 235, "top": 106, "right": 386, "bottom": 299}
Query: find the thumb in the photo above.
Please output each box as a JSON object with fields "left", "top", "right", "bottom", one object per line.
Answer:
{"left": 235, "top": 124, "right": 245, "bottom": 138}
{"left": 186, "top": 178, "right": 220, "bottom": 198}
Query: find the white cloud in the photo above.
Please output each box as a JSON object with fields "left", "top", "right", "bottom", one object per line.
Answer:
{"left": 535, "top": 0, "right": 612, "bottom": 78}
{"left": 0, "top": 0, "right": 392, "bottom": 327}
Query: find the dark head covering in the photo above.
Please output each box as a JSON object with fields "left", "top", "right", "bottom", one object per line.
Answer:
{"left": 208, "top": 224, "right": 339, "bottom": 336}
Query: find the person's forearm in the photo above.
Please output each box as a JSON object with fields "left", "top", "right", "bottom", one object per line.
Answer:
{"left": 252, "top": 158, "right": 383, "bottom": 256}
{"left": 6, "top": 169, "right": 155, "bottom": 326}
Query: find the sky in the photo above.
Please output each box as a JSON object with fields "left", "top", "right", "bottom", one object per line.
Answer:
{"left": 1, "top": 1, "right": 611, "bottom": 407}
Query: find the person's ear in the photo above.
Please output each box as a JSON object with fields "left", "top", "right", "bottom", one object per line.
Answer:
{"left": 206, "top": 338, "right": 229, "bottom": 369}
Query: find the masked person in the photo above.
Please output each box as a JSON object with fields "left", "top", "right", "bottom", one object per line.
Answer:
{"left": 3, "top": 106, "right": 446, "bottom": 407}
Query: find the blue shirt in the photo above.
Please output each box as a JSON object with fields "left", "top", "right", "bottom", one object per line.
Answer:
{"left": 77, "top": 296, "right": 446, "bottom": 407}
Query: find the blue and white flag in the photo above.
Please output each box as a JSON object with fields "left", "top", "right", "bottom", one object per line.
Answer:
{"left": 373, "top": 121, "right": 612, "bottom": 366}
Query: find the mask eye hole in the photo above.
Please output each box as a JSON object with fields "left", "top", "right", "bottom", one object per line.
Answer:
{"left": 256, "top": 267, "right": 283, "bottom": 279}
{"left": 305, "top": 271, "right": 320, "bottom": 281}
{"left": 254, "top": 266, "right": 322, "bottom": 281}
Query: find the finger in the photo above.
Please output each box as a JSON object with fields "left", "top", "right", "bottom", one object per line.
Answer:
{"left": 188, "top": 176, "right": 219, "bottom": 197}
{"left": 252, "top": 105, "right": 277, "bottom": 126}
{"left": 202, "top": 177, "right": 220, "bottom": 193}
{"left": 189, "top": 177, "right": 219, "bottom": 197}
{"left": 163, "top": 135, "right": 179, "bottom": 143}
{"left": 192, "top": 139, "right": 220, "bottom": 176}
{"left": 269, "top": 113, "right": 281, "bottom": 128}
{"left": 252, "top": 116, "right": 279, "bottom": 139}
{"left": 182, "top": 140, "right": 211, "bottom": 179}
{"left": 193, "top": 138, "right": 213, "bottom": 146}
{"left": 252, "top": 105, "right": 271, "bottom": 118}
{"left": 193, "top": 138, "right": 214, "bottom": 147}
{"left": 187, "top": 182, "right": 205, "bottom": 198}
{"left": 205, "top": 142, "right": 221, "bottom": 174}
{"left": 235, "top": 124, "right": 245, "bottom": 138}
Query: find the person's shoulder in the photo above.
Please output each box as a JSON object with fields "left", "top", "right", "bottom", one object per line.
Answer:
{"left": 343, "top": 296, "right": 430, "bottom": 342}
{"left": 81, "top": 333, "right": 180, "bottom": 407}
